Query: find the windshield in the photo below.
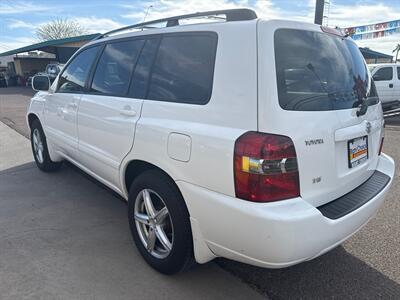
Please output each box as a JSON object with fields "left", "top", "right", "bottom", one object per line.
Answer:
{"left": 274, "top": 29, "right": 378, "bottom": 111}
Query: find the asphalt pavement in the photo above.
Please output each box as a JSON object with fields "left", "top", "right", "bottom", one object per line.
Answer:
{"left": 0, "top": 86, "right": 32, "bottom": 138}
{"left": 0, "top": 122, "right": 265, "bottom": 300}
{"left": 1, "top": 86, "right": 400, "bottom": 299}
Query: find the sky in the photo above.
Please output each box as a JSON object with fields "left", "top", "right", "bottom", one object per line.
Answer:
{"left": 0, "top": 0, "right": 399, "bottom": 56}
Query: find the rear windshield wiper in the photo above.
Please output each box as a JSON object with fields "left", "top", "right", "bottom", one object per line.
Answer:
{"left": 356, "top": 98, "right": 368, "bottom": 117}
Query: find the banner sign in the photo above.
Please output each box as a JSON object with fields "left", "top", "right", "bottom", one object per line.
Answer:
{"left": 343, "top": 19, "right": 400, "bottom": 40}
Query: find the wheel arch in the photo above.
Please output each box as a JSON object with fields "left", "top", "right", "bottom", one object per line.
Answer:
{"left": 122, "top": 159, "right": 216, "bottom": 265}
{"left": 27, "top": 113, "right": 40, "bottom": 129}
{"left": 123, "top": 160, "right": 178, "bottom": 196}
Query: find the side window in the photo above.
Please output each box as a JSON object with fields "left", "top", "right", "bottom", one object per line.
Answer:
{"left": 129, "top": 38, "right": 159, "bottom": 99}
{"left": 147, "top": 34, "right": 217, "bottom": 104}
{"left": 373, "top": 67, "right": 393, "bottom": 81}
{"left": 91, "top": 39, "right": 145, "bottom": 96}
{"left": 57, "top": 46, "right": 100, "bottom": 93}
{"left": 397, "top": 67, "right": 400, "bottom": 80}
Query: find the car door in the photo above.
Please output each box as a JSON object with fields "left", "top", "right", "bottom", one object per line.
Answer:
{"left": 44, "top": 45, "right": 101, "bottom": 160}
{"left": 372, "top": 66, "right": 395, "bottom": 103}
{"left": 77, "top": 38, "right": 148, "bottom": 188}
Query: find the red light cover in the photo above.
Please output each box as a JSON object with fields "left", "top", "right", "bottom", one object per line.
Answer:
{"left": 234, "top": 131, "right": 300, "bottom": 202}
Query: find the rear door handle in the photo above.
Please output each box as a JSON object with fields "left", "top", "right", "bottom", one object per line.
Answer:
{"left": 389, "top": 83, "right": 393, "bottom": 88}
{"left": 120, "top": 109, "right": 137, "bottom": 117}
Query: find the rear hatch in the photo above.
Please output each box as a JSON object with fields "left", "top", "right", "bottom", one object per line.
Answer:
{"left": 257, "top": 20, "right": 384, "bottom": 207}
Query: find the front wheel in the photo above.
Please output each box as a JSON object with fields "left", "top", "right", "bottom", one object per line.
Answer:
{"left": 128, "top": 170, "right": 195, "bottom": 274}
{"left": 30, "top": 119, "right": 62, "bottom": 172}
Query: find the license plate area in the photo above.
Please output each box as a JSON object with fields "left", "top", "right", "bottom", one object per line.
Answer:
{"left": 348, "top": 136, "right": 368, "bottom": 168}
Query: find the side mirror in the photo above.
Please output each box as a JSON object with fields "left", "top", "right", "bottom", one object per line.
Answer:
{"left": 32, "top": 75, "right": 50, "bottom": 91}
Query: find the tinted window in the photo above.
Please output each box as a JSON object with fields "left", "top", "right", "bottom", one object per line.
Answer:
{"left": 373, "top": 67, "right": 393, "bottom": 81}
{"left": 274, "top": 29, "right": 377, "bottom": 111}
{"left": 91, "top": 40, "right": 144, "bottom": 96}
{"left": 147, "top": 34, "right": 217, "bottom": 104}
{"left": 129, "top": 38, "right": 159, "bottom": 99}
{"left": 58, "top": 46, "right": 100, "bottom": 93}
{"left": 397, "top": 67, "right": 400, "bottom": 80}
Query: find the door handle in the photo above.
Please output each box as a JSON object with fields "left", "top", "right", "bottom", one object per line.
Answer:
{"left": 389, "top": 83, "right": 393, "bottom": 88}
{"left": 120, "top": 109, "right": 137, "bottom": 117}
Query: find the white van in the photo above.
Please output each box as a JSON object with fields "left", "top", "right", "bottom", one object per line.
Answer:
{"left": 27, "top": 9, "right": 395, "bottom": 274}
{"left": 369, "top": 63, "right": 400, "bottom": 110}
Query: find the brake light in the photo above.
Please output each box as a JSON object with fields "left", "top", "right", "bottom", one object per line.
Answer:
{"left": 234, "top": 131, "right": 300, "bottom": 202}
{"left": 379, "top": 137, "right": 384, "bottom": 155}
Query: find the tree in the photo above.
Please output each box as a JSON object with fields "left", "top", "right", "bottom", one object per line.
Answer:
{"left": 36, "top": 18, "right": 87, "bottom": 41}
{"left": 393, "top": 43, "right": 400, "bottom": 63}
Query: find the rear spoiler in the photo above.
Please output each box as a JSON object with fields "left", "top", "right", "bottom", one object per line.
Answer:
{"left": 321, "top": 26, "right": 346, "bottom": 37}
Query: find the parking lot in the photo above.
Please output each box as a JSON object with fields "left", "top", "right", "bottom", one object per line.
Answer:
{"left": 1, "top": 86, "right": 400, "bottom": 299}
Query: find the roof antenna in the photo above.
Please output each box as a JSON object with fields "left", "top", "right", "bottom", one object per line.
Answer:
{"left": 143, "top": 5, "right": 153, "bottom": 23}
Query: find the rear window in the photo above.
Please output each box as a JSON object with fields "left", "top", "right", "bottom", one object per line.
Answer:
{"left": 274, "top": 29, "right": 378, "bottom": 111}
{"left": 147, "top": 33, "right": 217, "bottom": 104}
{"left": 129, "top": 39, "right": 159, "bottom": 99}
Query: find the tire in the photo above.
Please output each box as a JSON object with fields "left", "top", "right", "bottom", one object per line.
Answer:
{"left": 128, "top": 170, "right": 195, "bottom": 274}
{"left": 30, "top": 119, "right": 62, "bottom": 172}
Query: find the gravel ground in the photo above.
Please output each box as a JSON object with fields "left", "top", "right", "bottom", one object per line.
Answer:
{"left": 1, "top": 86, "right": 399, "bottom": 299}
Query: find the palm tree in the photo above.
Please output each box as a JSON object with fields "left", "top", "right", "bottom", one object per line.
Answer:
{"left": 393, "top": 43, "right": 400, "bottom": 63}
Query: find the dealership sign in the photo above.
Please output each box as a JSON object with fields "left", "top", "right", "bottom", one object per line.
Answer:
{"left": 343, "top": 19, "right": 400, "bottom": 40}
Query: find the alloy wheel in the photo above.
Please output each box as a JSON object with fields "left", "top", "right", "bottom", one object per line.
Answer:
{"left": 32, "top": 128, "right": 44, "bottom": 164}
{"left": 134, "top": 189, "right": 174, "bottom": 259}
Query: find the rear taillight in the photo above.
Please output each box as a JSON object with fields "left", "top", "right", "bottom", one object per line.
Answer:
{"left": 379, "top": 137, "right": 384, "bottom": 155}
{"left": 234, "top": 131, "right": 300, "bottom": 202}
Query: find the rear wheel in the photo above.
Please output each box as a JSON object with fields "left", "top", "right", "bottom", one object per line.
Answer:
{"left": 30, "top": 119, "right": 62, "bottom": 172}
{"left": 128, "top": 170, "right": 195, "bottom": 274}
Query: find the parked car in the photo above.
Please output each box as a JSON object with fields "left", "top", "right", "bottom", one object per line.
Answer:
{"left": 27, "top": 64, "right": 64, "bottom": 87}
{"left": 27, "top": 9, "right": 395, "bottom": 275}
{"left": 45, "top": 63, "right": 64, "bottom": 82}
{"left": 369, "top": 63, "right": 400, "bottom": 111}
{"left": 0, "top": 72, "right": 7, "bottom": 88}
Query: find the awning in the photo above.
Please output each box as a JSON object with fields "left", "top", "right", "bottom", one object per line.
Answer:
{"left": 0, "top": 33, "right": 101, "bottom": 57}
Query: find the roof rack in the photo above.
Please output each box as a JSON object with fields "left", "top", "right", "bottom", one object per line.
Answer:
{"left": 94, "top": 8, "right": 257, "bottom": 40}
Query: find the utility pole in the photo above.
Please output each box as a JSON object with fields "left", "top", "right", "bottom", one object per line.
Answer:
{"left": 314, "top": 0, "right": 324, "bottom": 25}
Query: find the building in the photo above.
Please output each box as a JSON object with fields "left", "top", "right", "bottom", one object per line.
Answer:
{"left": 0, "top": 55, "right": 13, "bottom": 72}
{"left": 0, "top": 33, "right": 100, "bottom": 79}
{"left": 12, "top": 52, "right": 55, "bottom": 78}
{"left": 359, "top": 47, "right": 393, "bottom": 64}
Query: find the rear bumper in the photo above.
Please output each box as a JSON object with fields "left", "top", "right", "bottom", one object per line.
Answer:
{"left": 178, "top": 153, "right": 395, "bottom": 268}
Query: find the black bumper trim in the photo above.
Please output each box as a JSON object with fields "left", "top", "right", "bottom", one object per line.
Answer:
{"left": 317, "top": 171, "right": 390, "bottom": 220}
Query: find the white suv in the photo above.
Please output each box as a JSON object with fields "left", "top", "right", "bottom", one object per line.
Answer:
{"left": 28, "top": 9, "right": 395, "bottom": 274}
